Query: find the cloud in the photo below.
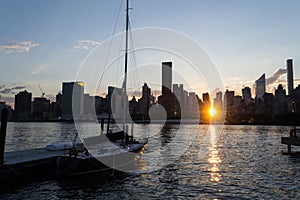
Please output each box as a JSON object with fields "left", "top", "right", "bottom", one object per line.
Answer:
{"left": 0, "top": 85, "right": 27, "bottom": 95}
{"left": 0, "top": 41, "right": 40, "bottom": 53}
{"left": 266, "top": 68, "right": 287, "bottom": 86}
{"left": 32, "top": 64, "right": 46, "bottom": 75}
{"left": 0, "top": 96, "right": 15, "bottom": 107}
{"left": 73, "top": 40, "right": 100, "bottom": 51}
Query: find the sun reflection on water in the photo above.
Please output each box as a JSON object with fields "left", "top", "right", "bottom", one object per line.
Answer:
{"left": 208, "top": 125, "right": 222, "bottom": 182}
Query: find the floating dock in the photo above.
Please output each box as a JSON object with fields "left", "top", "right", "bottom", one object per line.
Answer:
{"left": 0, "top": 108, "right": 75, "bottom": 183}
{"left": 281, "top": 128, "right": 300, "bottom": 154}
{"left": 0, "top": 147, "right": 68, "bottom": 182}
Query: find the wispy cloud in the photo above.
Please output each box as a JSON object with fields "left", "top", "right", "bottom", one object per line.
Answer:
{"left": 0, "top": 41, "right": 40, "bottom": 53}
{"left": 0, "top": 84, "right": 28, "bottom": 95}
{"left": 32, "top": 64, "right": 47, "bottom": 75}
{"left": 266, "top": 68, "right": 287, "bottom": 86}
{"left": 73, "top": 40, "right": 100, "bottom": 51}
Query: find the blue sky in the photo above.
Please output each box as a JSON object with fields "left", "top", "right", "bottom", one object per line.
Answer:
{"left": 1, "top": 0, "right": 300, "bottom": 106}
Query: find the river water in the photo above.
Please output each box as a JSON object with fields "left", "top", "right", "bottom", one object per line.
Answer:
{"left": 1, "top": 122, "right": 300, "bottom": 199}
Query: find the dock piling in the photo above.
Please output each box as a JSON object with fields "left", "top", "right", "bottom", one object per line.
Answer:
{"left": 0, "top": 108, "right": 8, "bottom": 164}
{"left": 281, "top": 100, "right": 299, "bottom": 154}
{"left": 100, "top": 118, "right": 104, "bottom": 134}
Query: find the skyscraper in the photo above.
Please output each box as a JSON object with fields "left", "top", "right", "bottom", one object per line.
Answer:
{"left": 274, "top": 84, "right": 287, "bottom": 115}
{"left": 158, "top": 61, "right": 173, "bottom": 117}
{"left": 61, "top": 82, "right": 84, "bottom": 120}
{"left": 255, "top": 74, "right": 266, "bottom": 101}
{"left": 173, "top": 84, "right": 184, "bottom": 117}
{"left": 106, "top": 86, "right": 123, "bottom": 118}
{"left": 140, "top": 83, "right": 152, "bottom": 115}
{"left": 242, "top": 87, "right": 251, "bottom": 103}
{"left": 162, "top": 62, "right": 172, "bottom": 96}
{"left": 215, "top": 91, "right": 223, "bottom": 105}
{"left": 224, "top": 90, "right": 234, "bottom": 109}
{"left": 14, "top": 90, "right": 32, "bottom": 120}
{"left": 287, "top": 59, "right": 294, "bottom": 97}
{"left": 202, "top": 92, "right": 210, "bottom": 103}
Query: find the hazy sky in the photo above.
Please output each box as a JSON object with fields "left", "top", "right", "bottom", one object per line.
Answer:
{"left": 1, "top": 0, "right": 300, "bottom": 105}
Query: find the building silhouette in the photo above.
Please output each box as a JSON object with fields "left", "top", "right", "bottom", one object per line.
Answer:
{"left": 32, "top": 97, "right": 50, "bottom": 120}
{"left": 162, "top": 62, "right": 172, "bottom": 96}
{"left": 214, "top": 91, "right": 223, "bottom": 108}
{"left": 202, "top": 92, "right": 210, "bottom": 103}
{"left": 273, "top": 84, "right": 288, "bottom": 115}
{"left": 242, "top": 87, "right": 251, "bottom": 104}
{"left": 255, "top": 73, "right": 266, "bottom": 101}
{"left": 294, "top": 85, "right": 300, "bottom": 114}
{"left": 106, "top": 86, "right": 123, "bottom": 119}
{"left": 139, "top": 83, "right": 152, "bottom": 116}
{"left": 213, "top": 91, "right": 223, "bottom": 112}
{"left": 173, "top": 84, "right": 184, "bottom": 117}
{"left": 14, "top": 90, "right": 32, "bottom": 121}
{"left": 61, "top": 82, "right": 84, "bottom": 120}
{"left": 0, "top": 102, "right": 13, "bottom": 121}
{"left": 54, "top": 93, "right": 62, "bottom": 117}
{"left": 158, "top": 62, "right": 174, "bottom": 117}
{"left": 83, "top": 94, "right": 94, "bottom": 115}
{"left": 224, "top": 90, "right": 234, "bottom": 121}
{"left": 287, "top": 59, "right": 294, "bottom": 97}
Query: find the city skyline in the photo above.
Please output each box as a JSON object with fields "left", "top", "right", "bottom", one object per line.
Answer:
{"left": 1, "top": 57, "right": 299, "bottom": 107}
{"left": 2, "top": 56, "right": 299, "bottom": 123}
{"left": 1, "top": 0, "right": 300, "bottom": 106}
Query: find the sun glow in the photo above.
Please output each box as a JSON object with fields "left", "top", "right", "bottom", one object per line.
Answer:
{"left": 209, "top": 107, "right": 216, "bottom": 117}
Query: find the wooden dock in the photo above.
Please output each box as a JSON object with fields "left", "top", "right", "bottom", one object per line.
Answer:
{"left": 4, "top": 147, "right": 67, "bottom": 165}
{"left": 281, "top": 128, "right": 300, "bottom": 154}
{"left": 0, "top": 147, "right": 72, "bottom": 183}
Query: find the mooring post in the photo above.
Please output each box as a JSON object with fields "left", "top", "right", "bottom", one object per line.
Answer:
{"left": 100, "top": 118, "right": 104, "bottom": 135}
{"left": 288, "top": 144, "right": 291, "bottom": 154}
{"left": 291, "top": 100, "right": 296, "bottom": 137}
{"left": 0, "top": 108, "right": 8, "bottom": 164}
{"left": 107, "top": 113, "right": 111, "bottom": 134}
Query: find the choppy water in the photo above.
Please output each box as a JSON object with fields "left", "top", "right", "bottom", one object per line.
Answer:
{"left": 1, "top": 122, "right": 300, "bottom": 199}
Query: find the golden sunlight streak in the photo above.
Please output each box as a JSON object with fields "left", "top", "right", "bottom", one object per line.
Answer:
{"left": 208, "top": 125, "right": 222, "bottom": 182}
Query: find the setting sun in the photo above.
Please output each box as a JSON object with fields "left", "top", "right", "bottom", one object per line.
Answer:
{"left": 209, "top": 107, "right": 217, "bottom": 117}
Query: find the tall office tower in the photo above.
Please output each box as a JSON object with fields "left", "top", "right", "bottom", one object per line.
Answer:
{"left": 158, "top": 61, "right": 173, "bottom": 117}
{"left": 287, "top": 59, "right": 294, "bottom": 97}
{"left": 215, "top": 91, "right": 223, "bottom": 105}
{"left": 106, "top": 86, "right": 123, "bottom": 118}
{"left": 274, "top": 84, "right": 287, "bottom": 115}
{"left": 224, "top": 90, "right": 234, "bottom": 108}
{"left": 61, "top": 82, "right": 84, "bottom": 119}
{"left": 162, "top": 62, "right": 172, "bottom": 96}
{"left": 202, "top": 93, "right": 210, "bottom": 103}
{"left": 140, "top": 83, "right": 152, "bottom": 115}
{"left": 14, "top": 90, "right": 32, "bottom": 120}
{"left": 255, "top": 73, "right": 266, "bottom": 101}
{"left": 294, "top": 85, "right": 300, "bottom": 113}
{"left": 242, "top": 87, "right": 251, "bottom": 103}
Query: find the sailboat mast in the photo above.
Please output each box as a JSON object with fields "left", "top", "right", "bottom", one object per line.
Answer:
{"left": 122, "top": 0, "right": 129, "bottom": 132}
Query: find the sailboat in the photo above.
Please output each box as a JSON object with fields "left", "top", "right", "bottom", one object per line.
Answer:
{"left": 56, "top": 0, "right": 148, "bottom": 178}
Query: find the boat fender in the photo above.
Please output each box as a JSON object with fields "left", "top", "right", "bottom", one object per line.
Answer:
{"left": 69, "top": 147, "right": 78, "bottom": 158}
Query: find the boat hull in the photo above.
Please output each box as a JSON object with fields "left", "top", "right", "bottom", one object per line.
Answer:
{"left": 56, "top": 142, "right": 147, "bottom": 178}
